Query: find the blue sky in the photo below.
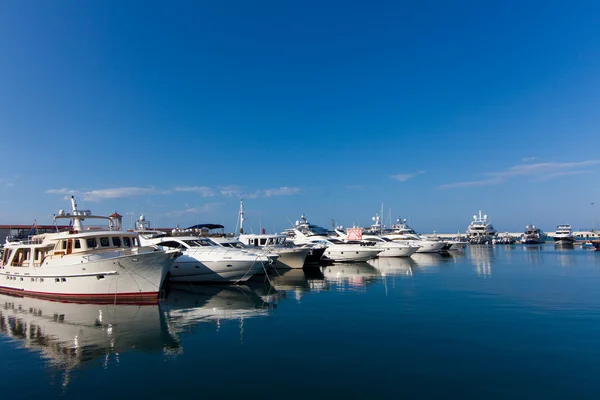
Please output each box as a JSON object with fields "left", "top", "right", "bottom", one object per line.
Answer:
{"left": 1, "top": 0, "right": 599, "bottom": 234}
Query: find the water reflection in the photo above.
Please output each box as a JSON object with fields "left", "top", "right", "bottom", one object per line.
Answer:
{"left": 162, "top": 284, "right": 273, "bottom": 340}
{"left": 368, "top": 257, "right": 416, "bottom": 277}
{"left": 0, "top": 293, "right": 177, "bottom": 377}
{"left": 321, "top": 263, "right": 380, "bottom": 291}
{"left": 523, "top": 245, "right": 543, "bottom": 265}
{"left": 467, "top": 245, "right": 494, "bottom": 277}
{"left": 267, "top": 268, "right": 328, "bottom": 303}
{"left": 410, "top": 252, "right": 455, "bottom": 268}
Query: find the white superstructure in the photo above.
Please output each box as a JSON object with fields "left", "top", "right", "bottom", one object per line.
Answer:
{"left": 466, "top": 210, "right": 497, "bottom": 244}
{"left": 384, "top": 218, "right": 446, "bottom": 253}
{"left": 553, "top": 224, "right": 575, "bottom": 243}
{"left": 0, "top": 197, "right": 178, "bottom": 303}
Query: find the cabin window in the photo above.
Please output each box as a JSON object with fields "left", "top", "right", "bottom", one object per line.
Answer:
{"left": 132, "top": 237, "right": 139, "bottom": 246}
{"left": 112, "top": 237, "right": 121, "bottom": 247}
{"left": 260, "top": 238, "right": 267, "bottom": 245}
{"left": 157, "top": 241, "right": 182, "bottom": 249}
{"left": 62, "top": 240, "right": 68, "bottom": 250}
{"left": 123, "top": 237, "right": 131, "bottom": 247}
{"left": 2, "top": 249, "right": 11, "bottom": 264}
{"left": 86, "top": 238, "right": 97, "bottom": 248}
{"left": 74, "top": 239, "right": 81, "bottom": 249}
{"left": 100, "top": 237, "right": 110, "bottom": 247}
{"left": 254, "top": 239, "right": 259, "bottom": 246}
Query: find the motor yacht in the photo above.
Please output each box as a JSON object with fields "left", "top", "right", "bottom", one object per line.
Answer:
{"left": 521, "top": 225, "right": 547, "bottom": 244}
{"left": 383, "top": 218, "right": 446, "bottom": 253}
{"left": 0, "top": 197, "right": 179, "bottom": 303}
{"left": 141, "top": 235, "right": 270, "bottom": 283}
{"left": 553, "top": 224, "right": 575, "bottom": 243}
{"left": 291, "top": 229, "right": 382, "bottom": 262}
{"left": 466, "top": 210, "right": 497, "bottom": 244}
{"left": 238, "top": 233, "right": 311, "bottom": 269}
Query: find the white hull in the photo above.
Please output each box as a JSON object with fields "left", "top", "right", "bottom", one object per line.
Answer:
{"left": 412, "top": 240, "right": 446, "bottom": 253}
{"left": 0, "top": 250, "right": 173, "bottom": 302}
{"left": 323, "top": 247, "right": 381, "bottom": 262}
{"left": 273, "top": 247, "right": 310, "bottom": 269}
{"left": 448, "top": 241, "right": 467, "bottom": 251}
{"left": 169, "top": 253, "right": 267, "bottom": 283}
{"left": 376, "top": 244, "right": 419, "bottom": 257}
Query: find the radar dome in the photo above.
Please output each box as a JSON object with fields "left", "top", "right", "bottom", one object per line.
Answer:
{"left": 140, "top": 215, "right": 145, "bottom": 221}
{"left": 58, "top": 209, "right": 65, "bottom": 216}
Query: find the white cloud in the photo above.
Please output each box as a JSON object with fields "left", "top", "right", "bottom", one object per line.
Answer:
{"left": 219, "top": 185, "right": 244, "bottom": 197}
{"left": 439, "top": 160, "right": 600, "bottom": 189}
{"left": 174, "top": 186, "right": 216, "bottom": 197}
{"left": 166, "top": 203, "right": 220, "bottom": 217}
{"left": 390, "top": 170, "right": 426, "bottom": 182}
{"left": 263, "top": 187, "right": 302, "bottom": 197}
{"left": 46, "top": 187, "right": 170, "bottom": 201}
{"left": 521, "top": 157, "right": 539, "bottom": 162}
{"left": 219, "top": 185, "right": 302, "bottom": 198}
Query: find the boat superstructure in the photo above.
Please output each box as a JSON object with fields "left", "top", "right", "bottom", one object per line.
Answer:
{"left": 521, "top": 225, "right": 547, "bottom": 245}
{"left": 0, "top": 197, "right": 178, "bottom": 303}
{"left": 466, "top": 210, "right": 497, "bottom": 244}
{"left": 553, "top": 224, "right": 575, "bottom": 243}
{"left": 291, "top": 229, "right": 382, "bottom": 262}
{"left": 383, "top": 218, "right": 446, "bottom": 253}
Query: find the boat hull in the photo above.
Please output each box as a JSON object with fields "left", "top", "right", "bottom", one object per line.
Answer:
{"left": 273, "top": 248, "right": 311, "bottom": 269}
{"left": 0, "top": 250, "right": 174, "bottom": 304}
{"left": 323, "top": 248, "right": 381, "bottom": 262}
{"left": 377, "top": 245, "right": 418, "bottom": 258}
{"left": 168, "top": 256, "right": 266, "bottom": 283}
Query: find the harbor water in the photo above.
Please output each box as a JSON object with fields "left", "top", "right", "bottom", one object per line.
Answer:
{"left": 2, "top": 244, "right": 600, "bottom": 398}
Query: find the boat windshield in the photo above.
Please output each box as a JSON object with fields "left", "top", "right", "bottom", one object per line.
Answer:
{"left": 183, "top": 239, "right": 215, "bottom": 247}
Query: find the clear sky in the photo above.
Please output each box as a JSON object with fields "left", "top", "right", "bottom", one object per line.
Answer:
{"left": 1, "top": 0, "right": 599, "bottom": 234}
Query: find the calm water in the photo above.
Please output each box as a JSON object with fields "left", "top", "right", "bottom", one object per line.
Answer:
{"left": 2, "top": 245, "right": 600, "bottom": 399}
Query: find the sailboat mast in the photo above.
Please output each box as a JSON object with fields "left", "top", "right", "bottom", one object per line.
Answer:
{"left": 239, "top": 198, "right": 244, "bottom": 234}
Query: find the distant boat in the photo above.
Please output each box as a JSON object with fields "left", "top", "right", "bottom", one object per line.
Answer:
{"left": 553, "top": 225, "right": 575, "bottom": 243}
{"left": 466, "top": 210, "right": 497, "bottom": 244}
{"left": 521, "top": 225, "right": 547, "bottom": 245}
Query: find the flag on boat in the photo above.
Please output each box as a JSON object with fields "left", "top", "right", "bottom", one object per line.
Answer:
{"left": 346, "top": 227, "right": 363, "bottom": 240}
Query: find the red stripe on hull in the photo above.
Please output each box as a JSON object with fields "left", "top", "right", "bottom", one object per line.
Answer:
{"left": 0, "top": 286, "right": 160, "bottom": 305}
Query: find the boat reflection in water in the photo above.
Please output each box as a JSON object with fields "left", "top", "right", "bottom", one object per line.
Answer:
{"left": 410, "top": 252, "right": 456, "bottom": 269}
{"left": 0, "top": 293, "right": 178, "bottom": 377}
{"left": 162, "top": 284, "right": 274, "bottom": 338}
{"left": 267, "top": 268, "right": 328, "bottom": 303}
{"left": 467, "top": 245, "right": 495, "bottom": 278}
{"left": 368, "top": 257, "right": 416, "bottom": 278}
{"left": 321, "top": 262, "right": 380, "bottom": 291}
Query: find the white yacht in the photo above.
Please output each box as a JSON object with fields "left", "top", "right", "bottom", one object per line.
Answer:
{"left": 238, "top": 233, "right": 310, "bottom": 269}
{"left": 521, "top": 225, "right": 547, "bottom": 244}
{"left": 291, "top": 229, "right": 382, "bottom": 262}
{"left": 333, "top": 228, "right": 418, "bottom": 257}
{"left": 235, "top": 199, "right": 310, "bottom": 269}
{"left": 141, "top": 235, "right": 270, "bottom": 283}
{"left": 383, "top": 218, "right": 446, "bottom": 253}
{"left": 0, "top": 293, "right": 178, "bottom": 373}
{"left": 0, "top": 197, "right": 178, "bottom": 303}
{"left": 553, "top": 224, "right": 575, "bottom": 243}
{"left": 466, "top": 210, "right": 497, "bottom": 244}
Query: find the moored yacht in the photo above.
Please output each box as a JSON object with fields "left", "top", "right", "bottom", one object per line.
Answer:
{"left": 141, "top": 235, "right": 270, "bottom": 283}
{"left": 383, "top": 218, "right": 446, "bottom": 253}
{"left": 553, "top": 224, "right": 575, "bottom": 243}
{"left": 291, "top": 229, "right": 382, "bottom": 262}
{"left": 466, "top": 210, "right": 497, "bottom": 244}
{"left": 521, "top": 224, "right": 547, "bottom": 244}
{"left": 237, "top": 233, "right": 311, "bottom": 269}
{"left": 0, "top": 197, "right": 179, "bottom": 303}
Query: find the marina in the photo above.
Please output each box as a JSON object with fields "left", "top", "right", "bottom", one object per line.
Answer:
{"left": 1, "top": 244, "right": 600, "bottom": 398}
